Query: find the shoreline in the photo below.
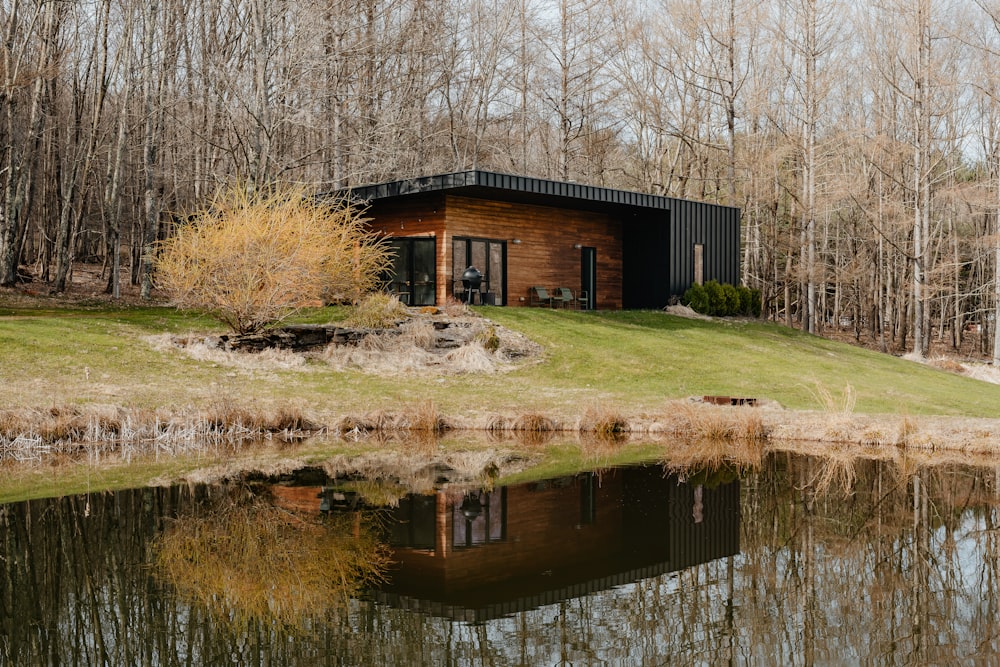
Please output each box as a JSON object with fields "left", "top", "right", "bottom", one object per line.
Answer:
{"left": 3, "top": 401, "right": 1000, "bottom": 463}
{"left": 3, "top": 399, "right": 1000, "bottom": 506}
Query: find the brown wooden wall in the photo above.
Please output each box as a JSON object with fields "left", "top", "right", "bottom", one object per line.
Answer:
{"left": 446, "top": 196, "right": 623, "bottom": 309}
{"left": 364, "top": 194, "right": 453, "bottom": 304}
{"left": 365, "top": 193, "right": 624, "bottom": 309}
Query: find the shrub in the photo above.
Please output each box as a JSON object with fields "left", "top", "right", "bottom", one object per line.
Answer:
{"left": 703, "top": 280, "right": 726, "bottom": 316}
{"left": 749, "top": 288, "right": 763, "bottom": 317}
{"left": 683, "top": 283, "right": 710, "bottom": 314}
{"left": 685, "top": 281, "right": 761, "bottom": 317}
{"left": 735, "top": 286, "right": 751, "bottom": 315}
{"left": 346, "top": 293, "right": 409, "bottom": 329}
{"left": 722, "top": 283, "right": 740, "bottom": 315}
{"left": 156, "top": 185, "right": 392, "bottom": 334}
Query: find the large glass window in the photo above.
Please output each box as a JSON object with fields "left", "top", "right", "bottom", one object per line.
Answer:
{"left": 452, "top": 237, "right": 506, "bottom": 305}
{"left": 384, "top": 238, "right": 436, "bottom": 306}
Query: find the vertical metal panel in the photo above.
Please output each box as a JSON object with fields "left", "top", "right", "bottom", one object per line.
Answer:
{"left": 665, "top": 198, "right": 741, "bottom": 297}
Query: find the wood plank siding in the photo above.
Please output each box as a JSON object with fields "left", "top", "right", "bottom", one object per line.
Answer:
{"left": 378, "top": 467, "right": 741, "bottom": 620}
{"left": 446, "top": 196, "right": 623, "bottom": 309}
{"left": 365, "top": 193, "right": 624, "bottom": 309}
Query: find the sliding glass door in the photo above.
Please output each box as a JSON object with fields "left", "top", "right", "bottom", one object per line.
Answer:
{"left": 453, "top": 237, "right": 506, "bottom": 305}
{"left": 385, "top": 238, "right": 436, "bottom": 306}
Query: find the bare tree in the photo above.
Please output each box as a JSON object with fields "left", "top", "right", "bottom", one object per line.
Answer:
{"left": 0, "top": 0, "right": 58, "bottom": 286}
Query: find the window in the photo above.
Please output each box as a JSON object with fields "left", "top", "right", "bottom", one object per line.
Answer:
{"left": 453, "top": 489, "right": 506, "bottom": 549}
{"left": 453, "top": 237, "right": 506, "bottom": 305}
{"left": 694, "top": 244, "right": 704, "bottom": 286}
{"left": 384, "top": 238, "right": 436, "bottom": 306}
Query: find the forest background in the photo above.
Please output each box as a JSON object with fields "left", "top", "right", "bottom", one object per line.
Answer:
{"left": 2, "top": 0, "right": 1000, "bottom": 362}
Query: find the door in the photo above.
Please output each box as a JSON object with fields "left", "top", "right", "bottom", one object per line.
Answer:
{"left": 453, "top": 237, "right": 506, "bottom": 305}
{"left": 385, "top": 238, "right": 436, "bottom": 306}
{"left": 581, "top": 247, "right": 596, "bottom": 310}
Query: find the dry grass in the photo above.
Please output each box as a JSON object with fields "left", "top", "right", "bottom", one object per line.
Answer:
{"left": 442, "top": 343, "right": 499, "bottom": 372}
{"left": 580, "top": 404, "right": 630, "bottom": 437}
{"left": 406, "top": 399, "right": 450, "bottom": 433}
{"left": 398, "top": 318, "right": 437, "bottom": 349}
{"left": 808, "top": 381, "right": 857, "bottom": 414}
{"left": 475, "top": 412, "right": 560, "bottom": 446}
{"left": 657, "top": 402, "right": 767, "bottom": 472}
{"left": 928, "top": 357, "right": 966, "bottom": 374}
{"left": 320, "top": 316, "right": 534, "bottom": 375}
{"left": 345, "top": 293, "right": 410, "bottom": 329}
{"left": 441, "top": 297, "right": 471, "bottom": 317}
{"left": 336, "top": 401, "right": 450, "bottom": 437}
{"left": 665, "top": 402, "right": 769, "bottom": 445}
{"left": 485, "top": 414, "right": 513, "bottom": 433}
{"left": 0, "top": 402, "right": 322, "bottom": 462}
{"left": 897, "top": 416, "right": 919, "bottom": 447}
{"left": 514, "top": 413, "right": 557, "bottom": 431}
{"left": 146, "top": 333, "right": 308, "bottom": 370}
{"left": 511, "top": 412, "right": 558, "bottom": 447}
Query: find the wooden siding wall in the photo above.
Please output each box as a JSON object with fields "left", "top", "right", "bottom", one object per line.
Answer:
{"left": 363, "top": 189, "right": 736, "bottom": 309}
{"left": 446, "top": 195, "right": 623, "bottom": 309}
{"left": 363, "top": 194, "right": 452, "bottom": 303}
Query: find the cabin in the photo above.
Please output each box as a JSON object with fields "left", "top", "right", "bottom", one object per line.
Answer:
{"left": 347, "top": 171, "right": 740, "bottom": 310}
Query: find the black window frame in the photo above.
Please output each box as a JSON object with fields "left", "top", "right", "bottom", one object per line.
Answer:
{"left": 384, "top": 237, "right": 437, "bottom": 306}
{"left": 452, "top": 236, "right": 507, "bottom": 306}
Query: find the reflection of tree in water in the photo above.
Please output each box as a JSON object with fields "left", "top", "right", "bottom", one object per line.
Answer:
{"left": 153, "top": 485, "right": 389, "bottom": 630}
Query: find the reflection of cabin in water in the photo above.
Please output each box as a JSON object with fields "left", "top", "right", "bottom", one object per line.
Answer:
{"left": 376, "top": 465, "right": 740, "bottom": 622}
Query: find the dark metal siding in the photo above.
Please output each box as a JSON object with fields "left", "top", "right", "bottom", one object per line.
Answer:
{"left": 622, "top": 212, "right": 672, "bottom": 309}
{"left": 348, "top": 170, "right": 685, "bottom": 212}
{"left": 668, "top": 198, "right": 740, "bottom": 297}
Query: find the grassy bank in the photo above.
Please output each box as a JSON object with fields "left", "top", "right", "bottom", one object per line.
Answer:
{"left": 482, "top": 308, "right": 1000, "bottom": 416}
{"left": 4, "top": 299, "right": 1000, "bottom": 500}
{"left": 3, "top": 303, "right": 1000, "bottom": 421}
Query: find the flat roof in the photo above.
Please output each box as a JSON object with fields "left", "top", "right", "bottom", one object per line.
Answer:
{"left": 344, "top": 170, "right": 738, "bottom": 215}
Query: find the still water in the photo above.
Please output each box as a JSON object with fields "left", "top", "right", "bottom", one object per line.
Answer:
{"left": 1, "top": 452, "right": 999, "bottom": 665}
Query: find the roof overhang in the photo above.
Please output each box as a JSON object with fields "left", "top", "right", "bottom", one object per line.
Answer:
{"left": 343, "top": 170, "right": 736, "bottom": 217}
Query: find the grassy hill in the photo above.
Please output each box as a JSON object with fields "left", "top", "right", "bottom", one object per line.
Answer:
{"left": 483, "top": 308, "right": 1000, "bottom": 417}
{"left": 2, "top": 302, "right": 999, "bottom": 420}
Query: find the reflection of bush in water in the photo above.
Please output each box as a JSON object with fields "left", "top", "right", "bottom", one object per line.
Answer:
{"left": 153, "top": 489, "right": 389, "bottom": 629}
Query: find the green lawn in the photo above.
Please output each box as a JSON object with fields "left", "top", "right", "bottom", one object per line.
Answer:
{"left": 482, "top": 308, "right": 1000, "bottom": 416}
{"left": 2, "top": 303, "right": 999, "bottom": 419}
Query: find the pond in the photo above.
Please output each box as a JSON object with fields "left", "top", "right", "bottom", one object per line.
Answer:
{"left": 1, "top": 451, "right": 998, "bottom": 665}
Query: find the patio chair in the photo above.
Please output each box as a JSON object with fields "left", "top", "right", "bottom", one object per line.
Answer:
{"left": 555, "top": 287, "right": 575, "bottom": 308}
{"left": 577, "top": 290, "right": 590, "bottom": 310}
{"left": 529, "top": 286, "right": 553, "bottom": 307}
